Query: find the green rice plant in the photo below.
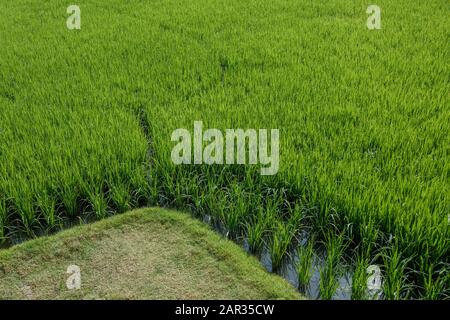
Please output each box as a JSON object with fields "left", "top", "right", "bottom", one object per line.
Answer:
{"left": 351, "top": 255, "right": 370, "bottom": 300}
{"left": 421, "top": 266, "right": 447, "bottom": 300}
{"left": 246, "top": 206, "right": 271, "bottom": 253}
{"left": 359, "top": 217, "right": 380, "bottom": 259}
{"left": 35, "top": 192, "right": 58, "bottom": 232}
{"left": 207, "top": 189, "right": 227, "bottom": 222}
{"left": 59, "top": 180, "right": 80, "bottom": 219}
{"left": 11, "top": 180, "right": 37, "bottom": 237}
{"left": 89, "top": 192, "right": 109, "bottom": 219}
{"left": 419, "top": 256, "right": 449, "bottom": 300}
{"left": 270, "top": 221, "right": 296, "bottom": 272}
{"left": 110, "top": 183, "right": 132, "bottom": 213}
{"left": 319, "top": 232, "right": 347, "bottom": 300}
{"left": 296, "top": 236, "right": 315, "bottom": 290}
{"left": 222, "top": 184, "right": 249, "bottom": 237}
{"left": 319, "top": 266, "right": 338, "bottom": 300}
{"left": 146, "top": 171, "right": 160, "bottom": 207}
{"left": 381, "top": 243, "right": 411, "bottom": 300}
{"left": 287, "top": 203, "right": 304, "bottom": 232}
{"left": 246, "top": 218, "right": 266, "bottom": 254}
{"left": 0, "top": 197, "right": 6, "bottom": 244}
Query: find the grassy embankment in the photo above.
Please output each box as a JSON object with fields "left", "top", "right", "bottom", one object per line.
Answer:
{"left": 0, "top": 208, "right": 301, "bottom": 299}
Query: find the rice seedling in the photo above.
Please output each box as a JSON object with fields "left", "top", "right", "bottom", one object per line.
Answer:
{"left": 109, "top": 183, "right": 132, "bottom": 213}
{"left": 245, "top": 207, "right": 268, "bottom": 253}
{"left": 89, "top": 192, "right": 109, "bottom": 220}
{"left": 358, "top": 217, "right": 380, "bottom": 259}
{"left": 246, "top": 218, "right": 266, "bottom": 254}
{"left": 381, "top": 243, "right": 412, "bottom": 300}
{"left": 296, "top": 236, "right": 315, "bottom": 291}
{"left": 269, "top": 221, "right": 296, "bottom": 271}
{"left": 421, "top": 265, "right": 448, "bottom": 300}
{"left": 221, "top": 184, "right": 249, "bottom": 238}
{"left": 351, "top": 255, "right": 371, "bottom": 300}
{"left": 0, "top": 197, "right": 6, "bottom": 244}
{"left": 419, "top": 256, "right": 449, "bottom": 300}
{"left": 265, "top": 193, "right": 301, "bottom": 270}
{"left": 319, "top": 232, "right": 348, "bottom": 300}
{"left": 35, "top": 192, "right": 59, "bottom": 232}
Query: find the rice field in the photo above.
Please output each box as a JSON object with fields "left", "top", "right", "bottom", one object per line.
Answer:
{"left": 0, "top": 0, "right": 449, "bottom": 299}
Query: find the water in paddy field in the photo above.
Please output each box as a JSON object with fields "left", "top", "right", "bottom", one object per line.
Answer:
{"left": 203, "top": 214, "right": 357, "bottom": 300}
{"left": 257, "top": 242, "right": 353, "bottom": 300}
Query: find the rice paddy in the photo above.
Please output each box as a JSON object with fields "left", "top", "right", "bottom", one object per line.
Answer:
{"left": 0, "top": 0, "right": 449, "bottom": 299}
